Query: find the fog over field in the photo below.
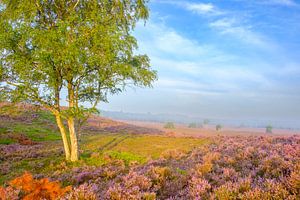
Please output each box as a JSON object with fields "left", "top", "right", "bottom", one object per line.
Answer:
{"left": 102, "top": 110, "right": 300, "bottom": 130}
{"left": 100, "top": 0, "right": 300, "bottom": 124}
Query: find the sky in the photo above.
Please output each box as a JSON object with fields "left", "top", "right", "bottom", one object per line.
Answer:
{"left": 101, "top": 0, "right": 300, "bottom": 121}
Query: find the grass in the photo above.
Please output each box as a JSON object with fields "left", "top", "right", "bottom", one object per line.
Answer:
{"left": 0, "top": 107, "right": 61, "bottom": 143}
{"left": 83, "top": 134, "right": 209, "bottom": 161}
{"left": 0, "top": 122, "right": 61, "bottom": 143}
{"left": 0, "top": 132, "right": 210, "bottom": 184}
{"left": 12, "top": 123, "right": 60, "bottom": 141}
{"left": 0, "top": 138, "right": 15, "bottom": 144}
{"left": 0, "top": 104, "right": 210, "bottom": 185}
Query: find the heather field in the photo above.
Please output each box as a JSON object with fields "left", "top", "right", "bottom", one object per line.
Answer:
{"left": 0, "top": 104, "right": 299, "bottom": 199}
{"left": 1, "top": 0, "right": 300, "bottom": 199}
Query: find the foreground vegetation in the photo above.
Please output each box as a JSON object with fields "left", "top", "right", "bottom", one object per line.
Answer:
{"left": 0, "top": 104, "right": 208, "bottom": 184}
{"left": 1, "top": 135, "right": 299, "bottom": 199}
{"left": 0, "top": 105, "right": 300, "bottom": 199}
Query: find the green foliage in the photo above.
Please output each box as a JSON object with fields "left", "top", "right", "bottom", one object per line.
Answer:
{"left": 164, "top": 122, "right": 175, "bottom": 129}
{"left": 216, "top": 124, "right": 222, "bottom": 131}
{"left": 0, "top": 0, "right": 156, "bottom": 107}
{"left": 266, "top": 125, "right": 273, "bottom": 133}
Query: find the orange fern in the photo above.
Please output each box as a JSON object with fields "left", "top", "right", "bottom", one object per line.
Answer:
{"left": 0, "top": 187, "right": 5, "bottom": 200}
{"left": 9, "top": 172, "right": 70, "bottom": 200}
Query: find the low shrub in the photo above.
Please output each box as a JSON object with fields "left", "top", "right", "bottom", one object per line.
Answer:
{"left": 164, "top": 122, "right": 175, "bottom": 129}
{"left": 1, "top": 172, "right": 70, "bottom": 200}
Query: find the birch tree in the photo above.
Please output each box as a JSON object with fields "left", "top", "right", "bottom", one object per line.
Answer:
{"left": 0, "top": 0, "right": 157, "bottom": 161}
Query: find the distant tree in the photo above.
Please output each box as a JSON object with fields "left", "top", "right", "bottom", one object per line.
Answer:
{"left": 216, "top": 124, "right": 222, "bottom": 131}
{"left": 0, "top": 0, "right": 156, "bottom": 161}
{"left": 164, "top": 122, "right": 175, "bottom": 129}
{"left": 266, "top": 125, "right": 273, "bottom": 134}
{"left": 203, "top": 119, "right": 210, "bottom": 125}
{"left": 188, "top": 123, "right": 197, "bottom": 128}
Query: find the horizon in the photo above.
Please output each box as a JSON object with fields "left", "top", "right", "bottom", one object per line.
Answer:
{"left": 100, "top": 0, "right": 300, "bottom": 121}
{"left": 101, "top": 109, "right": 300, "bottom": 130}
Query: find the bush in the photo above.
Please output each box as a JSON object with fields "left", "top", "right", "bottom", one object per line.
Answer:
{"left": 188, "top": 123, "right": 197, "bottom": 128}
{"left": 164, "top": 122, "right": 175, "bottom": 129}
{"left": 266, "top": 125, "right": 273, "bottom": 133}
{"left": 203, "top": 119, "right": 210, "bottom": 125}
{"left": 216, "top": 124, "right": 222, "bottom": 131}
{"left": 106, "top": 171, "right": 155, "bottom": 200}
{"left": 188, "top": 176, "right": 211, "bottom": 199}
{"left": 61, "top": 183, "right": 97, "bottom": 200}
{"left": 4, "top": 172, "right": 70, "bottom": 200}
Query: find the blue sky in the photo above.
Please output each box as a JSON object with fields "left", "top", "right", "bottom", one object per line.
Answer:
{"left": 101, "top": 0, "right": 300, "bottom": 121}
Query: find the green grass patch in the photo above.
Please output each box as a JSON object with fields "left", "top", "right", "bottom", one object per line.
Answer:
{"left": 83, "top": 134, "right": 210, "bottom": 160}
{"left": 107, "top": 151, "right": 147, "bottom": 165}
{"left": 0, "top": 105, "right": 59, "bottom": 143}
{"left": 0, "top": 138, "right": 15, "bottom": 144}
{"left": 0, "top": 121, "right": 60, "bottom": 144}
{"left": 35, "top": 110, "right": 56, "bottom": 124}
{"left": 0, "top": 104, "right": 23, "bottom": 117}
{"left": 12, "top": 123, "right": 60, "bottom": 141}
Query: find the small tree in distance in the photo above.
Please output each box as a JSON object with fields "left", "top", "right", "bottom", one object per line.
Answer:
{"left": 203, "top": 119, "right": 210, "bottom": 125}
{"left": 266, "top": 125, "right": 273, "bottom": 134}
{"left": 216, "top": 124, "right": 222, "bottom": 131}
{"left": 0, "top": 0, "right": 156, "bottom": 161}
{"left": 188, "top": 123, "right": 197, "bottom": 128}
{"left": 164, "top": 122, "right": 175, "bottom": 129}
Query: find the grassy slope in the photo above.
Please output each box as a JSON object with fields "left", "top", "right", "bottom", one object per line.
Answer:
{"left": 0, "top": 104, "right": 209, "bottom": 184}
{"left": 0, "top": 104, "right": 60, "bottom": 144}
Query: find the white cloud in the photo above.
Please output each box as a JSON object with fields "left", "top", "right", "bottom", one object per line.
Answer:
{"left": 183, "top": 2, "right": 226, "bottom": 16}
{"left": 135, "top": 20, "right": 274, "bottom": 95}
{"left": 209, "top": 18, "right": 276, "bottom": 50}
{"left": 152, "top": 1, "right": 223, "bottom": 16}
{"left": 135, "top": 21, "right": 222, "bottom": 60}
{"left": 185, "top": 3, "right": 216, "bottom": 15}
{"left": 160, "top": 1, "right": 276, "bottom": 50}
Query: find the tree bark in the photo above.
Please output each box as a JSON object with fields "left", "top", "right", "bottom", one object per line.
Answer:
{"left": 67, "top": 81, "right": 79, "bottom": 161}
{"left": 55, "top": 114, "right": 71, "bottom": 161}
{"left": 68, "top": 117, "right": 79, "bottom": 161}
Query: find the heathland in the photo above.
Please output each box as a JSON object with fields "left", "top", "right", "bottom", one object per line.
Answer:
{"left": 0, "top": 103, "right": 299, "bottom": 199}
